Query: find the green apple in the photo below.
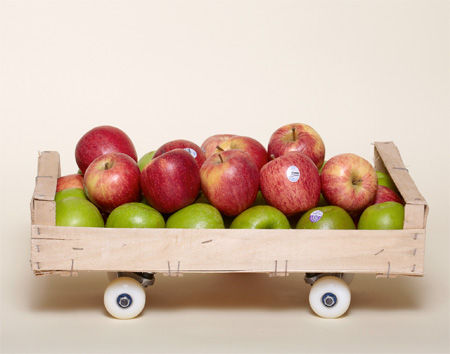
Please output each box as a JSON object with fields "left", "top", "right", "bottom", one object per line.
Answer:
{"left": 230, "top": 205, "right": 290, "bottom": 229}
{"left": 317, "top": 193, "right": 328, "bottom": 207}
{"left": 376, "top": 171, "right": 399, "bottom": 193}
{"left": 166, "top": 203, "right": 225, "bottom": 229}
{"left": 138, "top": 151, "right": 156, "bottom": 171}
{"left": 296, "top": 206, "right": 355, "bottom": 230}
{"left": 54, "top": 187, "right": 87, "bottom": 202}
{"left": 56, "top": 197, "right": 104, "bottom": 227}
{"left": 194, "top": 191, "right": 210, "bottom": 204}
{"left": 141, "top": 195, "right": 150, "bottom": 206}
{"left": 106, "top": 202, "right": 165, "bottom": 228}
{"left": 252, "top": 191, "right": 267, "bottom": 206}
{"left": 358, "top": 201, "right": 404, "bottom": 230}
{"left": 319, "top": 160, "right": 327, "bottom": 174}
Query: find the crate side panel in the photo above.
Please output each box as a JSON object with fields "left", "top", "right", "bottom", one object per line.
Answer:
{"left": 31, "top": 226, "right": 425, "bottom": 276}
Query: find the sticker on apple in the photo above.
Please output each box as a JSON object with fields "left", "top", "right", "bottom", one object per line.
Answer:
{"left": 286, "top": 166, "right": 300, "bottom": 182}
{"left": 309, "top": 210, "right": 323, "bottom": 223}
{"left": 184, "top": 148, "right": 197, "bottom": 158}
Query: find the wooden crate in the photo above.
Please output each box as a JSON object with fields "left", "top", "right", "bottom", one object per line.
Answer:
{"left": 30, "top": 142, "right": 428, "bottom": 279}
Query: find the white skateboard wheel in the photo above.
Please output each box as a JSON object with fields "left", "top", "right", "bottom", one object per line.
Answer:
{"left": 309, "top": 276, "right": 351, "bottom": 318}
{"left": 104, "top": 277, "right": 146, "bottom": 319}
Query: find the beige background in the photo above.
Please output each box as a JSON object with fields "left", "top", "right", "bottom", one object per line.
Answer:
{"left": 1, "top": 1, "right": 449, "bottom": 353}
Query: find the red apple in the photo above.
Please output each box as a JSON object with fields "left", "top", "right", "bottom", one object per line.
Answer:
{"left": 201, "top": 134, "right": 236, "bottom": 159}
{"left": 321, "top": 153, "right": 378, "bottom": 214}
{"left": 140, "top": 149, "right": 200, "bottom": 214}
{"left": 215, "top": 135, "right": 268, "bottom": 170}
{"left": 260, "top": 151, "right": 321, "bottom": 217}
{"left": 153, "top": 139, "right": 206, "bottom": 169}
{"left": 267, "top": 123, "right": 325, "bottom": 169}
{"left": 75, "top": 125, "right": 137, "bottom": 174}
{"left": 200, "top": 150, "right": 260, "bottom": 217}
{"left": 373, "top": 185, "right": 404, "bottom": 205}
{"left": 56, "top": 174, "right": 84, "bottom": 192}
{"left": 83, "top": 152, "right": 141, "bottom": 213}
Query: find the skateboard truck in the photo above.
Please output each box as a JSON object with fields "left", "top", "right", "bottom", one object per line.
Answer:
{"left": 304, "top": 272, "right": 346, "bottom": 285}
{"left": 113, "top": 272, "right": 156, "bottom": 287}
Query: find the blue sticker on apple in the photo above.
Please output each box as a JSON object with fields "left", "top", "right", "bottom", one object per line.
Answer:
{"left": 184, "top": 148, "right": 197, "bottom": 158}
{"left": 286, "top": 166, "right": 300, "bottom": 182}
{"left": 309, "top": 210, "right": 323, "bottom": 223}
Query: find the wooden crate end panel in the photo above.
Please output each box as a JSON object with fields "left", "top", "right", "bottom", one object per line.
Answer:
{"left": 33, "top": 151, "right": 60, "bottom": 201}
{"left": 37, "top": 151, "right": 61, "bottom": 178}
{"left": 373, "top": 141, "right": 391, "bottom": 173}
{"left": 31, "top": 200, "right": 56, "bottom": 226}
{"left": 404, "top": 204, "right": 428, "bottom": 229}
{"left": 374, "top": 142, "right": 428, "bottom": 230}
{"left": 31, "top": 151, "right": 60, "bottom": 226}
{"left": 374, "top": 142, "right": 427, "bottom": 207}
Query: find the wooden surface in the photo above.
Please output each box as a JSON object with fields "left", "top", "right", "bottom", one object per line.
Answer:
{"left": 31, "top": 225, "right": 425, "bottom": 277}
{"left": 30, "top": 151, "right": 59, "bottom": 226}
{"left": 374, "top": 142, "right": 428, "bottom": 229}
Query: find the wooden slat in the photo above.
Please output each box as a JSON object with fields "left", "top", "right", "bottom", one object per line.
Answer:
{"left": 30, "top": 151, "right": 60, "bottom": 226}
{"left": 31, "top": 226, "right": 425, "bottom": 277}
{"left": 374, "top": 142, "right": 427, "bottom": 206}
{"left": 404, "top": 204, "right": 426, "bottom": 230}
{"left": 31, "top": 200, "right": 56, "bottom": 226}
{"left": 374, "top": 142, "right": 429, "bottom": 229}
{"left": 34, "top": 151, "right": 60, "bottom": 200}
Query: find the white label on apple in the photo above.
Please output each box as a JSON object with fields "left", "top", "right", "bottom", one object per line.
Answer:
{"left": 286, "top": 166, "right": 300, "bottom": 182}
{"left": 184, "top": 148, "right": 197, "bottom": 158}
{"left": 309, "top": 210, "right": 323, "bottom": 223}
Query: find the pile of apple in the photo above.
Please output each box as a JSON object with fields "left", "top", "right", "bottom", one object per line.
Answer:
{"left": 54, "top": 123, "right": 405, "bottom": 231}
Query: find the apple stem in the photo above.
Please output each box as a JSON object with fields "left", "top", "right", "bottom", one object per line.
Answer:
{"left": 216, "top": 145, "right": 224, "bottom": 152}
{"left": 292, "top": 127, "right": 296, "bottom": 141}
{"left": 104, "top": 162, "right": 112, "bottom": 170}
{"left": 352, "top": 178, "right": 363, "bottom": 185}
{"left": 218, "top": 154, "right": 224, "bottom": 163}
